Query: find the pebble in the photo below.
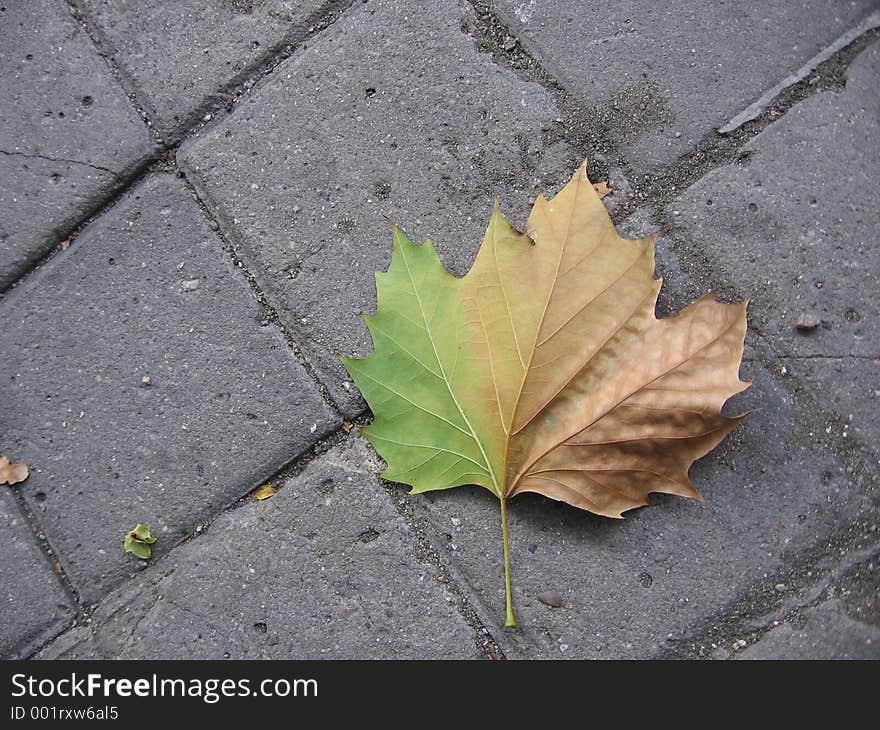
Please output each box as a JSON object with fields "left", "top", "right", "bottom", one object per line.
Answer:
{"left": 537, "top": 590, "right": 564, "bottom": 608}
{"left": 208, "top": 220, "right": 219, "bottom": 231}
{"left": 181, "top": 279, "right": 201, "bottom": 292}
{"left": 731, "top": 638, "right": 748, "bottom": 651}
{"left": 774, "top": 583, "right": 787, "bottom": 592}
{"left": 141, "top": 375, "right": 152, "bottom": 386}
{"left": 450, "top": 517, "right": 461, "bottom": 527}
{"left": 795, "top": 312, "right": 820, "bottom": 331}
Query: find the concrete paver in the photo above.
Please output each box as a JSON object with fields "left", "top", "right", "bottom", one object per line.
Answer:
{"left": 76, "top": 0, "right": 331, "bottom": 141}
{"left": 0, "top": 174, "right": 337, "bottom": 605}
{"left": 0, "top": 491, "right": 75, "bottom": 658}
{"left": 740, "top": 600, "right": 879, "bottom": 659}
{"left": 0, "top": 0, "right": 155, "bottom": 290}
{"left": 669, "top": 42, "right": 880, "bottom": 454}
{"left": 489, "top": 0, "right": 878, "bottom": 170}
{"left": 39, "top": 437, "right": 479, "bottom": 659}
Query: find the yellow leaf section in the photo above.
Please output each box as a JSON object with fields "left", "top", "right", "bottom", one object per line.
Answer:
{"left": 469, "top": 164, "right": 749, "bottom": 516}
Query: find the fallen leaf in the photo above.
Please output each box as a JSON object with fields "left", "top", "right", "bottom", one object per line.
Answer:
{"left": 592, "top": 180, "right": 612, "bottom": 199}
{"left": 124, "top": 523, "right": 157, "bottom": 560}
{"left": 252, "top": 483, "right": 277, "bottom": 501}
{"left": 341, "top": 420, "right": 353, "bottom": 433}
{"left": 342, "top": 163, "right": 749, "bottom": 627}
{"left": 0, "top": 455, "right": 29, "bottom": 485}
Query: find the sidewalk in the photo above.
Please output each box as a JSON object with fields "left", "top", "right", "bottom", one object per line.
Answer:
{"left": 1, "top": 0, "right": 878, "bottom": 659}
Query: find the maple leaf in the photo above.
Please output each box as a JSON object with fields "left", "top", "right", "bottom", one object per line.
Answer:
{"left": 342, "top": 163, "right": 749, "bottom": 627}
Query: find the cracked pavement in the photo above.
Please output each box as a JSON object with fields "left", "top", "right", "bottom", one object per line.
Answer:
{"left": 1, "top": 0, "right": 878, "bottom": 660}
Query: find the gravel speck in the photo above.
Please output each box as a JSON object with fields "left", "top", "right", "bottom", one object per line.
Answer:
{"left": 795, "top": 312, "right": 820, "bottom": 331}
{"left": 537, "top": 590, "right": 564, "bottom": 608}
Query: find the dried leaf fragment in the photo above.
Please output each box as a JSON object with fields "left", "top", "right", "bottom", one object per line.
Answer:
{"left": 252, "top": 483, "right": 277, "bottom": 501}
{"left": 0, "top": 455, "right": 29, "bottom": 485}
{"left": 342, "top": 163, "right": 749, "bottom": 627}
{"left": 592, "top": 180, "right": 612, "bottom": 199}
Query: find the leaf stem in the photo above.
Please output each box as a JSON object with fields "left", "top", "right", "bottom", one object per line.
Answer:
{"left": 500, "top": 496, "right": 517, "bottom": 628}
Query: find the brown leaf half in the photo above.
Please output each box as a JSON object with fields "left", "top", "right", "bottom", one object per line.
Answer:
{"left": 499, "top": 166, "right": 749, "bottom": 516}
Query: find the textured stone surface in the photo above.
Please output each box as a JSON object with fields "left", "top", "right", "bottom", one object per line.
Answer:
{"left": 490, "top": 0, "right": 877, "bottom": 170}
{"left": 413, "top": 361, "right": 873, "bottom": 658}
{"left": 77, "top": 0, "right": 331, "bottom": 141}
{"left": 0, "top": 174, "right": 337, "bottom": 605}
{"left": 39, "top": 437, "right": 479, "bottom": 659}
{"left": 0, "top": 0, "right": 155, "bottom": 290}
{"left": 740, "top": 600, "right": 879, "bottom": 659}
{"left": 669, "top": 42, "right": 880, "bottom": 453}
{"left": 179, "top": 0, "right": 580, "bottom": 415}
{"left": 0, "top": 491, "right": 74, "bottom": 658}
{"left": 738, "top": 548, "right": 880, "bottom": 659}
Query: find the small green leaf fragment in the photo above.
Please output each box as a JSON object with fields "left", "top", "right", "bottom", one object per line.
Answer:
{"left": 124, "top": 523, "right": 158, "bottom": 559}
{"left": 131, "top": 523, "right": 158, "bottom": 543}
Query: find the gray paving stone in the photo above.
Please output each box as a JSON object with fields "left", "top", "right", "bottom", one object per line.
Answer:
{"left": 669, "top": 42, "right": 880, "bottom": 453}
{"left": 0, "top": 0, "right": 156, "bottom": 291}
{"left": 411, "top": 357, "right": 874, "bottom": 658}
{"left": 735, "top": 548, "right": 880, "bottom": 659}
{"left": 0, "top": 491, "right": 75, "bottom": 658}
{"left": 76, "top": 0, "right": 330, "bottom": 142}
{"left": 39, "top": 437, "right": 479, "bottom": 659}
{"left": 179, "top": 0, "right": 580, "bottom": 416}
{"left": 489, "top": 0, "right": 877, "bottom": 171}
{"left": 739, "top": 599, "right": 879, "bottom": 659}
{"left": 0, "top": 174, "right": 337, "bottom": 605}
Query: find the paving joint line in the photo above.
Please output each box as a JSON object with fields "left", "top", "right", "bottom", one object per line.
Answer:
{"left": 33, "top": 416, "right": 506, "bottom": 660}
{"left": 0, "top": 0, "right": 360, "bottom": 299}
{"left": 27, "top": 423, "right": 354, "bottom": 658}
{"left": 465, "top": 1, "right": 880, "bottom": 224}
{"left": 65, "top": 0, "right": 357, "bottom": 146}
{"left": 375, "top": 473, "right": 507, "bottom": 660}
{"left": 612, "top": 25, "right": 880, "bottom": 218}
{"left": 174, "top": 165, "right": 344, "bottom": 420}
{"left": 0, "top": 151, "right": 161, "bottom": 299}
{"left": 8, "top": 488, "right": 83, "bottom": 656}
{"left": 659, "top": 528, "right": 880, "bottom": 659}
